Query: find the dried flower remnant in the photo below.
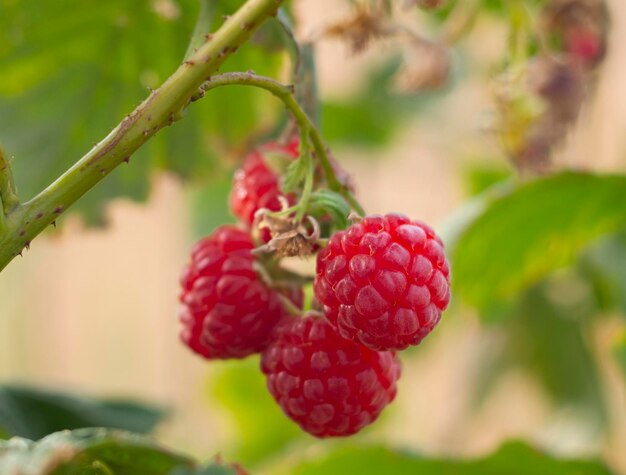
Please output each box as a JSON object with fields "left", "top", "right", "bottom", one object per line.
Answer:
{"left": 403, "top": 0, "right": 447, "bottom": 10}
{"left": 393, "top": 39, "right": 451, "bottom": 93}
{"left": 543, "top": 0, "right": 609, "bottom": 68}
{"left": 495, "top": 0, "right": 609, "bottom": 173}
{"left": 324, "top": 6, "right": 393, "bottom": 54}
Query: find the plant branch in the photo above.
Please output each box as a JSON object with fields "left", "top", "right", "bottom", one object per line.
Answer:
{"left": 0, "top": 143, "right": 20, "bottom": 215}
{"left": 0, "top": 0, "right": 284, "bottom": 272}
{"left": 196, "top": 72, "right": 365, "bottom": 216}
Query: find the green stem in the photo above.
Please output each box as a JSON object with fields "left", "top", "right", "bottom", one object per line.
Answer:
{"left": 276, "top": 9, "right": 320, "bottom": 126}
{"left": 0, "top": 143, "right": 19, "bottom": 215}
{"left": 295, "top": 128, "right": 313, "bottom": 222}
{"left": 508, "top": 0, "right": 531, "bottom": 64}
{"left": 0, "top": 0, "right": 284, "bottom": 272}
{"left": 198, "top": 72, "right": 365, "bottom": 216}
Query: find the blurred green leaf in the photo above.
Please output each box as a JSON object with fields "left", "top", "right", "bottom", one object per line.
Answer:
{"left": 208, "top": 357, "right": 305, "bottom": 467}
{"left": 462, "top": 162, "right": 512, "bottom": 196}
{"left": 189, "top": 176, "right": 236, "bottom": 241}
{"left": 0, "top": 428, "right": 194, "bottom": 475}
{"left": 579, "top": 231, "right": 626, "bottom": 315}
{"left": 276, "top": 441, "right": 613, "bottom": 475}
{"left": 451, "top": 173, "right": 626, "bottom": 315}
{"left": 0, "top": 385, "right": 165, "bottom": 440}
{"left": 0, "top": 0, "right": 286, "bottom": 224}
{"left": 321, "top": 59, "right": 447, "bottom": 147}
{"left": 502, "top": 284, "right": 605, "bottom": 422}
{"left": 169, "top": 463, "right": 237, "bottom": 475}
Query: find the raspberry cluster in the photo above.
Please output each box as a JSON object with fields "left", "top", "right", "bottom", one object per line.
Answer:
{"left": 178, "top": 139, "right": 450, "bottom": 438}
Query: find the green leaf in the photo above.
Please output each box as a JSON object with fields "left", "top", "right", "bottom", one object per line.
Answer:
{"left": 462, "top": 162, "right": 513, "bottom": 197}
{"left": 321, "top": 58, "right": 447, "bottom": 147}
{"left": 483, "top": 284, "right": 607, "bottom": 423}
{"left": 308, "top": 189, "right": 351, "bottom": 229}
{"left": 0, "top": 428, "right": 193, "bottom": 475}
{"left": 450, "top": 173, "right": 626, "bottom": 315}
{"left": 0, "top": 385, "right": 165, "bottom": 440}
{"left": 282, "top": 155, "right": 308, "bottom": 194}
{"left": 0, "top": 0, "right": 286, "bottom": 224}
{"left": 278, "top": 441, "right": 613, "bottom": 475}
{"left": 579, "top": 231, "right": 626, "bottom": 315}
{"left": 208, "top": 357, "right": 305, "bottom": 467}
{"left": 169, "top": 464, "right": 237, "bottom": 475}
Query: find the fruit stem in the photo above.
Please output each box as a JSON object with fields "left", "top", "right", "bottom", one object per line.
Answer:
{"left": 277, "top": 293, "right": 304, "bottom": 317}
{"left": 0, "top": 0, "right": 285, "bottom": 272}
{"left": 276, "top": 9, "right": 320, "bottom": 126}
{"left": 197, "top": 72, "right": 366, "bottom": 217}
{"left": 507, "top": 0, "right": 532, "bottom": 65}
{"left": 295, "top": 127, "right": 314, "bottom": 222}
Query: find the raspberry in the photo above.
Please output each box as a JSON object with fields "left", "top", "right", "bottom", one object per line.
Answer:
{"left": 229, "top": 139, "right": 299, "bottom": 240}
{"left": 314, "top": 213, "right": 450, "bottom": 351}
{"left": 261, "top": 315, "right": 400, "bottom": 437}
{"left": 229, "top": 138, "right": 354, "bottom": 243}
{"left": 179, "top": 225, "right": 299, "bottom": 359}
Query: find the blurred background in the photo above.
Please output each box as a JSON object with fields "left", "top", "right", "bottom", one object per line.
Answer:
{"left": 1, "top": 0, "right": 625, "bottom": 473}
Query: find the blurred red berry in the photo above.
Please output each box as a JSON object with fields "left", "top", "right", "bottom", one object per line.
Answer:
{"left": 179, "top": 225, "right": 300, "bottom": 359}
{"left": 230, "top": 140, "right": 299, "bottom": 241}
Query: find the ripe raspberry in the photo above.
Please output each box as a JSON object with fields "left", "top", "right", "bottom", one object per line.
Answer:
{"left": 179, "top": 225, "right": 300, "bottom": 359}
{"left": 230, "top": 138, "right": 354, "bottom": 243}
{"left": 314, "top": 213, "right": 450, "bottom": 351}
{"left": 229, "top": 139, "right": 299, "bottom": 240}
{"left": 261, "top": 315, "right": 400, "bottom": 437}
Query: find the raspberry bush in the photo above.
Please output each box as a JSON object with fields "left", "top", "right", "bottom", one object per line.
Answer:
{"left": 1, "top": 0, "right": 623, "bottom": 474}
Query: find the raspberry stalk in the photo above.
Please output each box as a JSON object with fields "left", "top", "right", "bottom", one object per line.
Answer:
{"left": 197, "top": 72, "right": 365, "bottom": 219}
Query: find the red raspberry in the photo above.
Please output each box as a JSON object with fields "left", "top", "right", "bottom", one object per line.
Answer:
{"left": 230, "top": 139, "right": 299, "bottom": 240}
{"left": 179, "top": 225, "right": 299, "bottom": 359}
{"left": 314, "top": 213, "right": 450, "bottom": 351}
{"left": 261, "top": 315, "right": 400, "bottom": 437}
